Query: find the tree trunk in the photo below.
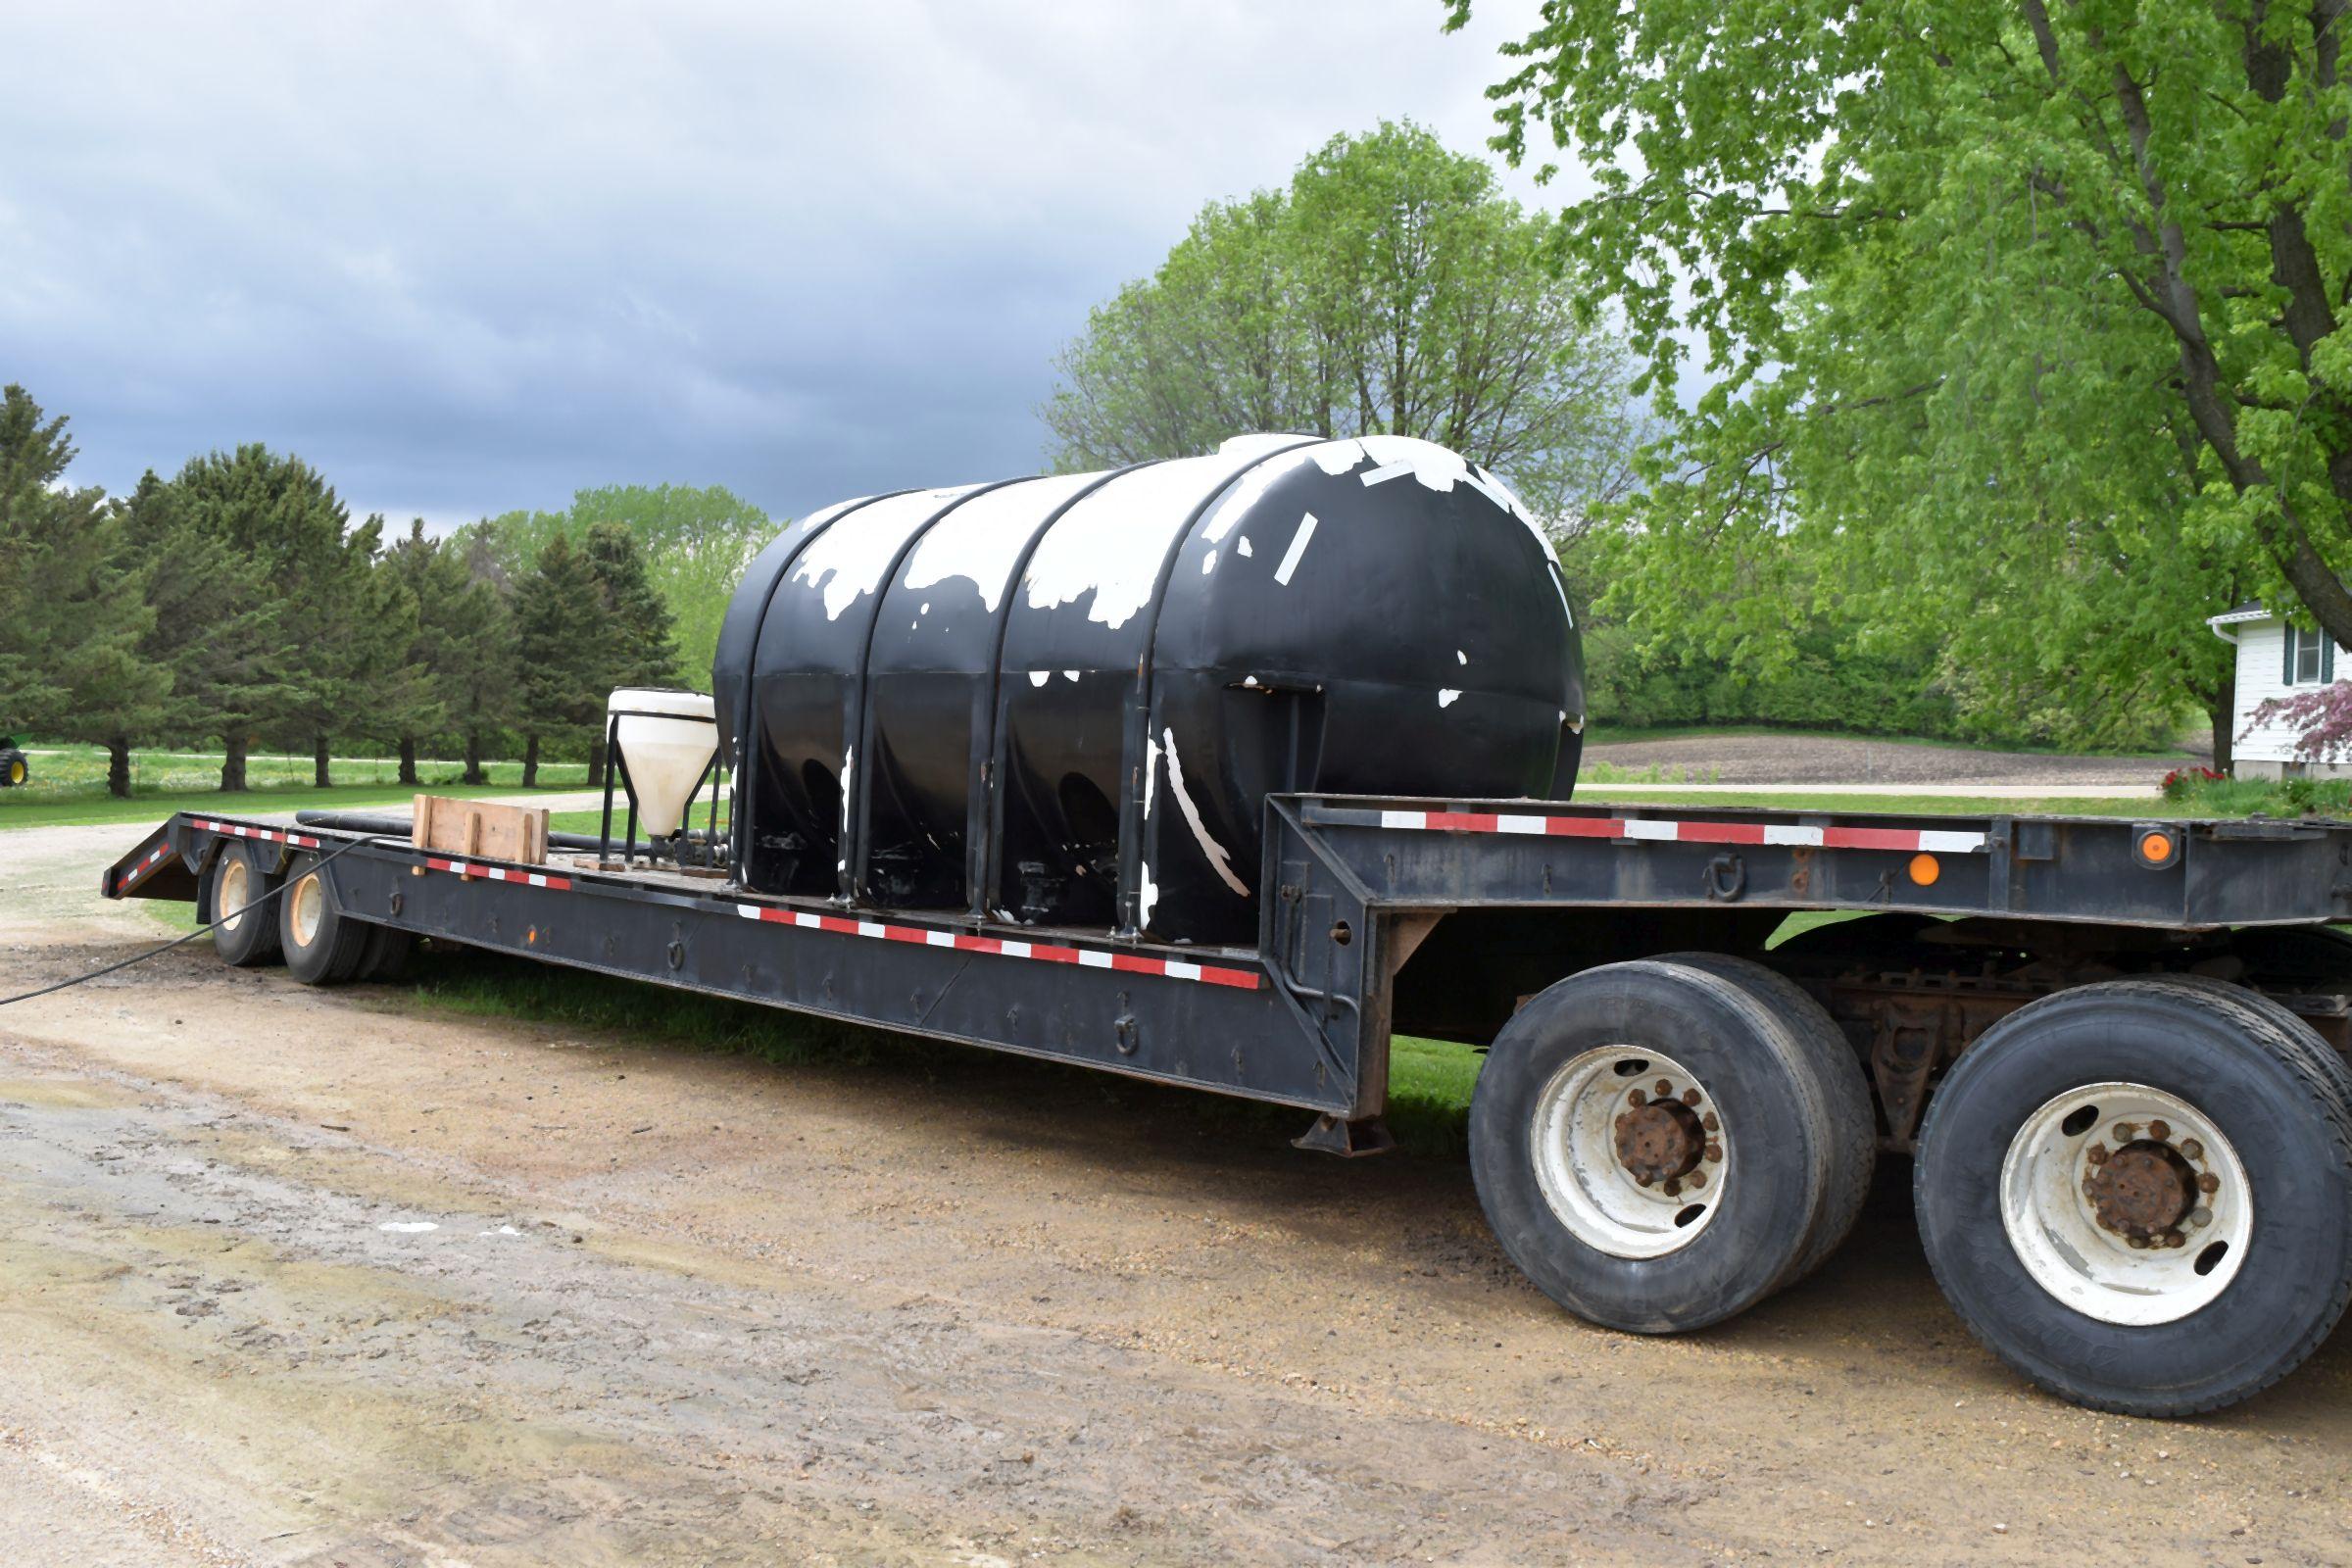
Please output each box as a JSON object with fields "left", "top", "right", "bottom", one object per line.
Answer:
{"left": 587, "top": 737, "right": 609, "bottom": 788}
{"left": 107, "top": 736, "right": 132, "bottom": 799}
{"left": 221, "top": 734, "right": 248, "bottom": 792}
{"left": 522, "top": 733, "right": 539, "bottom": 789}
{"left": 314, "top": 733, "right": 331, "bottom": 788}
{"left": 398, "top": 735, "right": 418, "bottom": 786}
{"left": 2210, "top": 663, "right": 2236, "bottom": 776}
{"left": 463, "top": 731, "right": 486, "bottom": 786}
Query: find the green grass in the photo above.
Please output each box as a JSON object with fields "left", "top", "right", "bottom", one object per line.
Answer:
{"left": 1, "top": 742, "right": 592, "bottom": 830}
{"left": 1582, "top": 722, "right": 2195, "bottom": 758}
{"left": 1577, "top": 788, "right": 2202, "bottom": 817}
{"left": 547, "top": 806, "right": 729, "bottom": 838}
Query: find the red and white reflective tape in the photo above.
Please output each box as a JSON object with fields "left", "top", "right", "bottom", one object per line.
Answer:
{"left": 118, "top": 841, "right": 174, "bottom": 889}
{"left": 421, "top": 857, "right": 574, "bottom": 891}
{"left": 191, "top": 818, "right": 319, "bottom": 850}
{"left": 1373, "top": 808, "right": 1988, "bottom": 856}
{"left": 731, "top": 902, "right": 1263, "bottom": 990}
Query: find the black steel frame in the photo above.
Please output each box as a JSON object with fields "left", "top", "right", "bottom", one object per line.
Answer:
{"left": 103, "top": 796, "right": 2352, "bottom": 1126}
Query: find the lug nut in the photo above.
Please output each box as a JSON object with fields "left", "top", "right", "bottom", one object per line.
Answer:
{"left": 2086, "top": 1145, "right": 2110, "bottom": 1165}
{"left": 1704, "top": 1143, "right": 1723, "bottom": 1163}
{"left": 2149, "top": 1119, "right": 2172, "bottom": 1142}
{"left": 2190, "top": 1207, "right": 2213, "bottom": 1228}
{"left": 1614, "top": 1113, "right": 1631, "bottom": 1135}
{"left": 2128, "top": 1234, "right": 2150, "bottom": 1250}
{"left": 1688, "top": 1170, "right": 1707, "bottom": 1189}
{"left": 2164, "top": 1231, "right": 2186, "bottom": 1249}
{"left": 1682, "top": 1088, "right": 1700, "bottom": 1106}
{"left": 1662, "top": 1178, "right": 1683, "bottom": 1197}
{"left": 2197, "top": 1172, "right": 2220, "bottom": 1195}
{"left": 2181, "top": 1139, "right": 2203, "bottom": 1160}
{"left": 1635, "top": 1173, "right": 1654, "bottom": 1188}
{"left": 1654, "top": 1079, "right": 1673, "bottom": 1097}
{"left": 2113, "top": 1122, "right": 2135, "bottom": 1143}
{"left": 1628, "top": 1089, "right": 1646, "bottom": 1106}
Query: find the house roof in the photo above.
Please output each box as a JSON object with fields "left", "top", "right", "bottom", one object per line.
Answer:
{"left": 2207, "top": 603, "right": 2272, "bottom": 627}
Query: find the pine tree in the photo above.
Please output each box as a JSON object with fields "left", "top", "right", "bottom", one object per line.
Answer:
{"left": 443, "top": 523, "right": 518, "bottom": 784}
{"left": 115, "top": 470, "right": 287, "bottom": 793}
{"left": 578, "top": 522, "right": 680, "bottom": 782}
{"left": 382, "top": 520, "right": 464, "bottom": 783}
{"left": 0, "top": 386, "right": 172, "bottom": 791}
{"left": 512, "top": 533, "right": 612, "bottom": 787}
{"left": 168, "top": 445, "right": 360, "bottom": 789}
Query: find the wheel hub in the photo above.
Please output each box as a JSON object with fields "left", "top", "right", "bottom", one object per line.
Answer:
{"left": 2084, "top": 1140, "right": 2197, "bottom": 1243}
{"left": 1614, "top": 1099, "right": 1704, "bottom": 1186}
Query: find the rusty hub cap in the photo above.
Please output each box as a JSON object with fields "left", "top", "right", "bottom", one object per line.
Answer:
{"left": 2084, "top": 1141, "right": 2197, "bottom": 1241}
{"left": 1613, "top": 1100, "right": 1704, "bottom": 1187}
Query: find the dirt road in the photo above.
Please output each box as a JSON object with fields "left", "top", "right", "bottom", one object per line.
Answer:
{"left": 3, "top": 822, "right": 2348, "bottom": 1565}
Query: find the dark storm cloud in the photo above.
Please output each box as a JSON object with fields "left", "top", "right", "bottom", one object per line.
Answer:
{"left": 1, "top": 0, "right": 1562, "bottom": 526}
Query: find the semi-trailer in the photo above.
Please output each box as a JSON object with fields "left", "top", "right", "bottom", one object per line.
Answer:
{"left": 100, "top": 434, "right": 2352, "bottom": 1416}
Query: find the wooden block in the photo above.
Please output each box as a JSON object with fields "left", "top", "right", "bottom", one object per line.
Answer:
{"left": 410, "top": 794, "right": 550, "bottom": 864}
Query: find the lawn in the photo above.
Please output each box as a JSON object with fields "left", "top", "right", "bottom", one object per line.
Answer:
{"left": 1580, "top": 722, "right": 2195, "bottom": 758}
{"left": 2, "top": 741, "right": 591, "bottom": 830}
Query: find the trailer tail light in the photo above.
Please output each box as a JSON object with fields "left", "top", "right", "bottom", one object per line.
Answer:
{"left": 2134, "top": 827, "right": 2181, "bottom": 868}
{"left": 1908, "top": 853, "right": 1940, "bottom": 887}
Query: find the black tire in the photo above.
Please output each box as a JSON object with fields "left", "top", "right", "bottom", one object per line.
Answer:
{"left": 1469, "top": 958, "right": 1836, "bottom": 1333}
{"left": 206, "top": 839, "right": 281, "bottom": 967}
{"left": 1915, "top": 977, "right": 2352, "bottom": 1416}
{"left": 1658, "top": 953, "right": 1877, "bottom": 1284}
{"left": 2230, "top": 924, "right": 2352, "bottom": 986}
{"left": 278, "top": 853, "right": 370, "bottom": 985}
{"left": 356, "top": 922, "right": 414, "bottom": 983}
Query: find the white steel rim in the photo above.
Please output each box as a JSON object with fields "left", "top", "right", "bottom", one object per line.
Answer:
{"left": 217, "top": 857, "right": 251, "bottom": 933}
{"left": 289, "top": 874, "right": 322, "bottom": 950}
{"left": 1531, "top": 1045, "right": 1730, "bottom": 1259}
{"left": 1999, "top": 1081, "right": 2251, "bottom": 1326}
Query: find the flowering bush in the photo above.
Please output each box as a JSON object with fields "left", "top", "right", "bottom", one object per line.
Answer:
{"left": 2245, "top": 681, "right": 2352, "bottom": 763}
{"left": 2159, "top": 765, "right": 2226, "bottom": 801}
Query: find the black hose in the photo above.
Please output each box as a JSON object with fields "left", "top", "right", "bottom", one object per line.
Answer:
{"left": 0, "top": 832, "right": 398, "bottom": 1008}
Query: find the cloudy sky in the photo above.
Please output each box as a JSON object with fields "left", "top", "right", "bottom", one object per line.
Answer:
{"left": 2, "top": 0, "right": 1575, "bottom": 529}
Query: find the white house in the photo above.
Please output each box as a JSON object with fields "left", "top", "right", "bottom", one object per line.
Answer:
{"left": 2209, "top": 603, "right": 2352, "bottom": 778}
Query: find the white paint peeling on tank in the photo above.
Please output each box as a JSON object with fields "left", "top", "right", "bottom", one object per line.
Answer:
{"left": 1143, "top": 734, "right": 1160, "bottom": 821}
{"left": 901, "top": 471, "right": 1095, "bottom": 614}
{"left": 1272, "top": 513, "right": 1319, "bottom": 587}
{"left": 1199, "top": 446, "right": 1318, "bottom": 544}
{"left": 1457, "top": 650, "right": 1468, "bottom": 664}
{"left": 1062, "top": 669, "right": 1079, "bottom": 681}
{"left": 1161, "top": 726, "right": 1250, "bottom": 897}
{"left": 1138, "top": 859, "right": 1159, "bottom": 928}
{"left": 1241, "top": 675, "right": 1259, "bottom": 687}
{"left": 1237, "top": 537, "right": 1252, "bottom": 557}
{"left": 1439, "top": 689, "right": 1462, "bottom": 708}
{"left": 1025, "top": 447, "right": 1296, "bottom": 628}
{"left": 920, "top": 603, "right": 929, "bottom": 614}
{"left": 791, "top": 485, "right": 983, "bottom": 621}
{"left": 1200, "top": 549, "right": 1217, "bottom": 575}
{"left": 1029, "top": 670, "right": 1051, "bottom": 687}
{"left": 793, "top": 495, "right": 873, "bottom": 537}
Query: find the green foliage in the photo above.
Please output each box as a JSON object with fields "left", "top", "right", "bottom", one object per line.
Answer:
{"left": 0, "top": 386, "right": 171, "bottom": 756}
{"left": 580, "top": 520, "right": 680, "bottom": 691}
{"left": 513, "top": 533, "right": 612, "bottom": 771}
{"left": 1450, "top": 0, "right": 2352, "bottom": 758}
{"left": 1041, "top": 121, "right": 1645, "bottom": 534}
{"left": 485, "top": 483, "right": 767, "bottom": 683}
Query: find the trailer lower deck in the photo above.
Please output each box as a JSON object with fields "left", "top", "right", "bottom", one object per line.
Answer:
{"left": 103, "top": 794, "right": 2352, "bottom": 1417}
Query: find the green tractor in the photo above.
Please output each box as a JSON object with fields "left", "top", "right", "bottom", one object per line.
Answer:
{"left": 0, "top": 736, "right": 27, "bottom": 788}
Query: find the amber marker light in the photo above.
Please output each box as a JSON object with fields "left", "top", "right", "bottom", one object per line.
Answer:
{"left": 2140, "top": 832, "right": 2175, "bottom": 863}
{"left": 1908, "top": 853, "right": 1939, "bottom": 886}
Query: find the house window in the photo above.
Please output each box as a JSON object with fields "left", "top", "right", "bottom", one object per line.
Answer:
{"left": 2285, "top": 624, "right": 2335, "bottom": 685}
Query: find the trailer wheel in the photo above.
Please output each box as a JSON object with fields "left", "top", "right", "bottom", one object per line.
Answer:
{"left": 1469, "top": 958, "right": 1836, "bottom": 1333}
{"left": 206, "top": 840, "right": 281, "bottom": 967}
{"left": 356, "top": 923, "right": 414, "bottom": 983}
{"left": 278, "top": 853, "right": 370, "bottom": 985}
{"left": 1915, "top": 977, "right": 2352, "bottom": 1416}
{"left": 1658, "top": 953, "right": 1877, "bottom": 1284}
{"left": 2230, "top": 924, "right": 2352, "bottom": 986}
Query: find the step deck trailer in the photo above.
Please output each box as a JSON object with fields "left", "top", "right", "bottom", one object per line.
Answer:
{"left": 105, "top": 795, "right": 2352, "bottom": 1416}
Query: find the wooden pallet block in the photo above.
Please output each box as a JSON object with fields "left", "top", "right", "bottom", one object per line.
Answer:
{"left": 412, "top": 794, "right": 549, "bottom": 864}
